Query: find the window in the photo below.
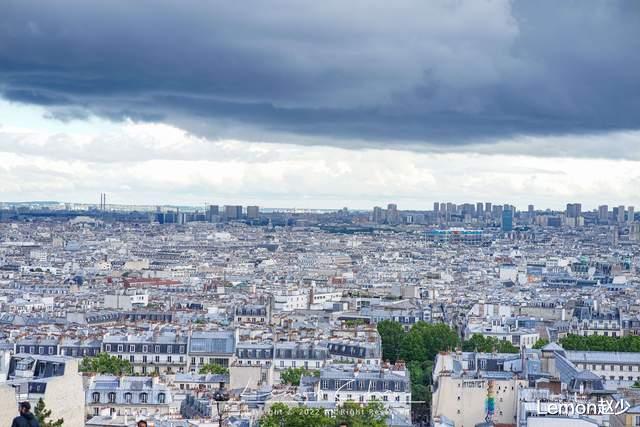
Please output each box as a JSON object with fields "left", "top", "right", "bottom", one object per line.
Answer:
{"left": 117, "top": 345, "right": 123, "bottom": 353}
{"left": 48, "top": 347, "right": 54, "bottom": 355}
{"left": 129, "top": 355, "right": 134, "bottom": 363}
{"left": 129, "top": 345, "right": 135, "bottom": 352}
{"left": 105, "top": 344, "right": 111, "bottom": 352}
{"left": 124, "top": 393, "right": 132, "bottom": 403}
{"left": 158, "top": 393, "right": 166, "bottom": 404}
{"left": 92, "top": 392, "right": 100, "bottom": 403}
{"left": 167, "top": 345, "right": 173, "bottom": 354}
{"left": 155, "top": 345, "right": 160, "bottom": 353}
{"left": 108, "top": 392, "right": 116, "bottom": 403}
{"left": 143, "top": 345, "right": 148, "bottom": 353}
{"left": 140, "top": 393, "right": 148, "bottom": 403}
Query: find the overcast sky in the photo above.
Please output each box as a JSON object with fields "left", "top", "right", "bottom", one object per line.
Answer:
{"left": 1, "top": 0, "right": 639, "bottom": 210}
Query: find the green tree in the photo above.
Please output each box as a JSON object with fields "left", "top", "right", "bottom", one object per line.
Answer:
{"left": 377, "top": 319, "right": 406, "bottom": 363}
{"left": 79, "top": 353, "right": 132, "bottom": 375}
{"left": 462, "top": 334, "right": 519, "bottom": 353}
{"left": 198, "top": 363, "right": 229, "bottom": 375}
{"left": 559, "top": 334, "right": 640, "bottom": 352}
{"left": 399, "top": 322, "right": 460, "bottom": 363}
{"left": 280, "top": 367, "right": 317, "bottom": 386}
{"left": 34, "top": 398, "right": 63, "bottom": 427}
{"left": 379, "top": 320, "right": 461, "bottom": 421}
{"left": 532, "top": 338, "right": 549, "bottom": 349}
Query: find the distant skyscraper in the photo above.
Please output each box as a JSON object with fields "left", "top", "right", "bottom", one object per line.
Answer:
{"left": 628, "top": 206, "right": 635, "bottom": 223}
{"left": 246, "top": 205, "right": 260, "bottom": 219}
{"left": 476, "top": 202, "right": 484, "bottom": 218}
{"left": 433, "top": 202, "right": 439, "bottom": 213}
{"left": 485, "top": 202, "right": 492, "bottom": 218}
{"left": 528, "top": 205, "right": 534, "bottom": 216}
{"left": 598, "top": 205, "right": 608, "bottom": 221}
{"left": 207, "top": 204, "right": 219, "bottom": 222}
{"left": 372, "top": 206, "right": 384, "bottom": 224}
{"left": 618, "top": 205, "right": 625, "bottom": 223}
{"left": 386, "top": 203, "right": 399, "bottom": 224}
{"left": 224, "top": 205, "right": 243, "bottom": 220}
{"left": 501, "top": 209, "right": 513, "bottom": 232}
{"left": 566, "top": 203, "right": 582, "bottom": 218}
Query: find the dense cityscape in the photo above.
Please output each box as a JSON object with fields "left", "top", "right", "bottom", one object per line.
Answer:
{"left": 0, "top": 199, "right": 639, "bottom": 426}
{"left": 2, "top": 1, "right": 640, "bottom": 426}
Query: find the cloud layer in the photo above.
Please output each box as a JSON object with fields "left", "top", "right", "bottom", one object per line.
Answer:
{"left": 1, "top": 0, "right": 639, "bottom": 154}
{"left": 1, "top": 112, "right": 639, "bottom": 209}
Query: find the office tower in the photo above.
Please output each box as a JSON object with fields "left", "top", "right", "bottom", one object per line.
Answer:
{"left": 618, "top": 205, "right": 625, "bottom": 223}
{"left": 460, "top": 203, "right": 474, "bottom": 217}
{"left": 565, "top": 203, "right": 582, "bottom": 218}
{"left": 493, "top": 205, "right": 503, "bottom": 219}
{"left": 372, "top": 206, "right": 385, "bottom": 224}
{"left": 485, "top": 202, "right": 492, "bottom": 215}
{"left": 501, "top": 209, "right": 513, "bottom": 232}
{"left": 528, "top": 205, "right": 534, "bottom": 216}
{"left": 440, "top": 202, "right": 446, "bottom": 213}
{"left": 629, "top": 206, "right": 635, "bottom": 223}
{"left": 246, "top": 206, "right": 260, "bottom": 219}
{"left": 476, "top": 202, "right": 484, "bottom": 218}
{"left": 598, "top": 205, "right": 608, "bottom": 221}
{"left": 386, "top": 203, "right": 399, "bottom": 224}
{"left": 224, "top": 205, "right": 243, "bottom": 220}
{"left": 207, "top": 205, "right": 219, "bottom": 222}
{"left": 433, "top": 202, "right": 439, "bottom": 213}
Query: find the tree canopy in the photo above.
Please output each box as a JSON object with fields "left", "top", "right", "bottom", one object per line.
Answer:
{"left": 532, "top": 338, "right": 549, "bottom": 349}
{"left": 35, "top": 398, "right": 64, "bottom": 427}
{"left": 79, "top": 353, "right": 132, "bottom": 375}
{"left": 280, "top": 367, "right": 319, "bottom": 386}
{"left": 198, "top": 363, "right": 229, "bottom": 375}
{"left": 461, "top": 334, "right": 519, "bottom": 353}
{"left": 376, "top": 320, "right": 461, "bottom": 423}
{"left": 560, "top": 334, "right": 640, "bottom": 352}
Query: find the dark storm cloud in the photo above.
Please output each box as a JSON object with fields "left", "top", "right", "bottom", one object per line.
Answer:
{"left": 1, "top": 0, "right": 639, "bottom": 151}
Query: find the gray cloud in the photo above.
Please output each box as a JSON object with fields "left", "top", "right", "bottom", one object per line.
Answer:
{"left": 1, "top": 0, "right": 639, "bottom": 153}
